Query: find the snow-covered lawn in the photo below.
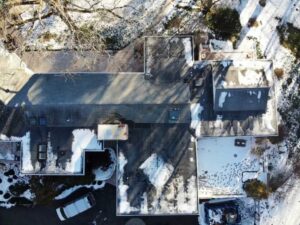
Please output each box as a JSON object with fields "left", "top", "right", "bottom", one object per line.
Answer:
{"left": 54, "top": 182, "right": 105, "bottom": 200}
{"left": 236, "top": 0, "right": 300, "bottom": 59}
{"left": 0, "top": 164, "right": 33, "bottom": 208}
{"left": 197, "top": 137, "right": 265, "bottom": 198}
{"left": 259, "top": 176, "right": 300, "bottom": 225}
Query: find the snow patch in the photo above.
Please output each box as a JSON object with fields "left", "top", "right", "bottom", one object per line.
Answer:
{"left": 118, "top": 152, "right": 137, "bottom": 214}
{"left": 139, "top": 153, "right": 174, "bottom": 189}
{"left": 66, "top": 129, "right": 102, "bottom": 173}
{"left": 190, "top": 103, "right": 203, "bottom": 137}
{"left": 55, "top": 182, "right": 105, "bottom": 200}
{"left": 218, "top": 92, "right": 228, "bottom": 108}
{"left": 182, "top": 38, "right": 193, "bottom": 67}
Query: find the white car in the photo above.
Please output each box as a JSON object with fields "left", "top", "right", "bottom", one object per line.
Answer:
{"left": 56, "top": 193, "right": 96, "bottom": 221}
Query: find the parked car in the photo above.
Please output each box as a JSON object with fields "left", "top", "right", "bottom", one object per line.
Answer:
{"left": 56, "top": 193, "right": 96, "bottom": 221}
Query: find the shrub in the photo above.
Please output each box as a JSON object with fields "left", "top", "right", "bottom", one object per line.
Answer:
{"left": 243, "top": 179, "right": 268, "bottom": 199}
{"left": 247, "top": 17, "right": 259, "bottom": 28}
{"left": 277, "top": 23, "right": 300, "bottom": 58}
{"left": 205, "top": 7, "right": 242, "bottom": 39}
{"left": 259, "top": 0, "right": 267, "bottom": 7}
{"left": 251, "top": 146, "right": 266, "bottom": 156}
{"left": 274, "top": 68, "right": 284, "bottom": 79}
{"left": 164, "top": 16, "right": 182, "bottom": 30}
{"left": 39, "top": 32, "right": 58, "bottom": 42}
{"left": 9, "top": 181, "right": 29, "bottom": 196}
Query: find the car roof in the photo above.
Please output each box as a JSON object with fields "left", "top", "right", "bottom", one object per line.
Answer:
{"left": 63, "top": 196, "right": 92, "bottom": 218}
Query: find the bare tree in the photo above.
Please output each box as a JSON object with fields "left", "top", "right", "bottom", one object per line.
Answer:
{"left": 0, "top": 0, "right": 137, "bottom": 53}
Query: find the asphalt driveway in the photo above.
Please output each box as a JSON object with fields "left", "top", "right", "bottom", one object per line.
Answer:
{"left": 0, "top": 184, "right": 198, "bottom": 225}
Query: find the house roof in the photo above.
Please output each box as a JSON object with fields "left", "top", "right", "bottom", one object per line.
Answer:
{"left": 9, "top": 73, "right": 190, "bottom": 105}
{"left": 213, "top": 63, "right": 270, "bottom": 89}
{"left": 9, "top": 73, "right": 192, "bottom": 124}
{"left": 195, "top": 60, "right": 278, "bottom": 137}
{"left": 197, "top": 136, "right": 265, "bottom": 199}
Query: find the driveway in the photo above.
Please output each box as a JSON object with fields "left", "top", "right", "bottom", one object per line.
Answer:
{"left": 0, "top": 184, "right": 198, "bottom": 225}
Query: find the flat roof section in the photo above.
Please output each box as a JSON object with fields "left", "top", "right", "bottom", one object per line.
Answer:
{"left": 25, "top": 104, "right": 191, "bottom": 125}
{"left": 213, "top": 60, "right": 272, "bottom": 89}
{"left": 197, "top": 137, "right": 265, "bottom": 199}
{"left": 144, "top": 36, "right": 194, "bottom": 84}
{"left": 21, "top": 128, "right": 103, "bottom": 175}
{"left": 8, "top": 73, "right": 190, "bottom": 106}
{"left": 212, "top": 60, "right": 273, "bottom": 112}
{"left": 192, "top": 61, "right": 278, "bottom": 137}
{"left": 117, "top": 124, "right": 198, "bottom": 215}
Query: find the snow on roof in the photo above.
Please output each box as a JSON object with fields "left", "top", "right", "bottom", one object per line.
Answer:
{"left": 19, "top": 132, "right": 33, "bottom": 172}
{"left": 66, "top": 129, "right": 103, "bottom": 173}
{"left": 218, "top": 92, "right": 227, "bottom": 108}
{"left": 63, "top": 196, "right": 92, "bottom": 218}
{"left": 216, "top": 60, "right": 272, "bottom": 89}
{"left": 117, "top": 148, "right": 198, "bottom": 215}
{"left": 197, "top": 137, "right": 266, "bottom": 199}
{"left": 18, "top": 129, "right": 103, "bottom": 175}
{"left": 181, "top": 37, "right": 193, "bottom": 67}
{"left": 209, "top": 39, "right": 233, "bottom": 52}
{"left": 117, "top": 152, "right": 138, "bottom": 214}
{"left": 157, "top": 175, "right": 198, "bottom": 214}
{"left": 190, "top": 103, "right": 203, "bottom": 137}
{"left": 139, "top": 153, "right": 174, "bottom": 189}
